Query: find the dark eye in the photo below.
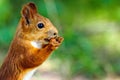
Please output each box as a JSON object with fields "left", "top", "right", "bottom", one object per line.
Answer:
{"left": 37, "top": 23, "right": 44, "bottom": 29}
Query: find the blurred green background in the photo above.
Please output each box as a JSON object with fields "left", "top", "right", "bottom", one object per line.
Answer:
{"left": 1, "top": 0, "right": 120, "bottom": 80}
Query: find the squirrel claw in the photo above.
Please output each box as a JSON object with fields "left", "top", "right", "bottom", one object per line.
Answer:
{"left": 56, "top": 37, "right": 64, "bottom": 43}
{"left": 49, "top": 37, "right": 64, "bottom": 50}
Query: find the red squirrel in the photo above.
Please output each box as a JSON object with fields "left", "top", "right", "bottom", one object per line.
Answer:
{"left": 0, "top": 2, "right": 63, "bottom": 80}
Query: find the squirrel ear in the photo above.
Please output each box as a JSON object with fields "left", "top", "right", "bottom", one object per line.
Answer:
{"left": 21, "top": 6, "right": 30, "bottom": 24}
{"left": 21, "top": 2, "right": 37, "bottom": 24}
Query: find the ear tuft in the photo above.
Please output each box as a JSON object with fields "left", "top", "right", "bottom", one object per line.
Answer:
{"left": 27, "top": 2, "right": 37, "bottom": 13}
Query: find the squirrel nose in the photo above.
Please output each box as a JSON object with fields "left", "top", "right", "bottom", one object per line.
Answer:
{"left": 52, "top": 32, "right": 58, "bottom": 38}
{"left": 47, "top": 30, "right": 58, "bottom": 37}
{"left": 53, "top": 32, "right": 57, "bottom": 36}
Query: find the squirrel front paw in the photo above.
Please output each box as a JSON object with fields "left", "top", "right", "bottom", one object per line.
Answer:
{"left": 49, "top": 37, "right": 64, "bottom": 50}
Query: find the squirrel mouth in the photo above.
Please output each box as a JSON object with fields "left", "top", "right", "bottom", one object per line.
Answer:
{"left": 44, "top": 36, "right": 57, "bottom": 42}
{"left": 44, "top": 38, "right": 50, "bottom": 42}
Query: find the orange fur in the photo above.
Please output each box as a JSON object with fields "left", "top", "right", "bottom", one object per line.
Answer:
{"left": 0, "top": 2, "right": 63, "bottom": 80}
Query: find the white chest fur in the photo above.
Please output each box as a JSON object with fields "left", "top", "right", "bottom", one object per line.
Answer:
{"left": 23, "top": 68, "right": 37, "bottom": 80}
{"left": 23, "top": 41, "right": 42, "bottom": 80}
{"left": 31, "top": 41, "right": 42, "bottom": 49}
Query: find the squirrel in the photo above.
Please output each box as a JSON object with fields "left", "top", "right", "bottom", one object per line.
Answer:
{"left": 0, "top": 2, "right": 63, "bottom": 80}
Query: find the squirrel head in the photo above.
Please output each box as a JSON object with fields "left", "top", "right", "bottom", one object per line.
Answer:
{"left": 17, "top": 2, "right": 58, "bottom": 45}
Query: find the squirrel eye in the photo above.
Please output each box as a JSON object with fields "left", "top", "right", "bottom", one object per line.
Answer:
{"left": 37, "top": 23, "right": 44, "bottom": 29}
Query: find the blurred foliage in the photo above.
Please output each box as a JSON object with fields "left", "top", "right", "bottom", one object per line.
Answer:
{"left": 1, "top": 0, "right": 120, "bottom": 79}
